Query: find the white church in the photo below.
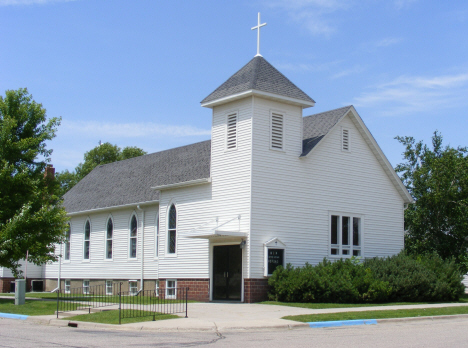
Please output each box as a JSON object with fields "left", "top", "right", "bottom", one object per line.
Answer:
{"left": 0, "top": 18, "right": 417, "bottom": 302}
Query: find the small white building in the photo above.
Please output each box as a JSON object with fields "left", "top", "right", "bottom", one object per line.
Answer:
{"left": 1, "top": 55, "right": 415, "bottom": 301}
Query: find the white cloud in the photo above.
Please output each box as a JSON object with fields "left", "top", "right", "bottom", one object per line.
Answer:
{"left": 0, "top": 0, "right": 76, "bottom": 5}
{"left": 266, "top": 0, "right": 352, "bottom": 36}
{"left": 275, "top": 59, "right": 342, "bottom": 72}
{"left": 331, "top": 65, "right": 364, "bottom": 79}
{"left": 353, "top": 72, "right": 468, "bottom": 116}
{"left": 375, "top": 37, "right": 403, "bottom": 47}
{"left": 60, "top": 120, "right": 211, "bottom": 139}
{"left": 394, "top": 0, "right": 418, "bottom": 10}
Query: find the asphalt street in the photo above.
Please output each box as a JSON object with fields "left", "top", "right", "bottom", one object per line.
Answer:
{"left": 1, "top": 316, "right": 468, "bottom": 348}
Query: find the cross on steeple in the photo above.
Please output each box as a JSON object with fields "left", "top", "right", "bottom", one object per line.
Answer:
{"left": 251, "top": 12, "right": 267, "bottom": 57}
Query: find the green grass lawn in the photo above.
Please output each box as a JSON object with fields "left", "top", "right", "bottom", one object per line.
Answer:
{"left": 68, "top": 310, "right": 179, "bottom": 325}
{"left": 0, "top": 298, "right": 58, "bottom": 316}
{"left": 262, "top": 294, "right": 468, "bottom": 310}
{"left": 283, "top": 305, "right": 468, "bottom": 323}
{"left": 0, "top": 292, "right": 57, "bottom": 299}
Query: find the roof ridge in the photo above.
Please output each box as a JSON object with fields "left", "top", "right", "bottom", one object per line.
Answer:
{"left": 304, "top": 105, "right": 353, "bottom": 119}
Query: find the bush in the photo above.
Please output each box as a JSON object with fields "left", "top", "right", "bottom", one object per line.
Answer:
{"left": 268, "top": 252, "right": 464, "bottom": 303}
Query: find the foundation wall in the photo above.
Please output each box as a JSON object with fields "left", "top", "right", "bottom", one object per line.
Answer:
{"left": 244, "top": 278, "right": 269, "bottom": 303}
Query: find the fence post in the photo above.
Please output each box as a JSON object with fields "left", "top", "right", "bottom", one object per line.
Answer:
{"left": 185, "top": 287, "right": 188, "bottom": 318}
{"left": 56, "top": 288, "right": 59, "bottom": 319}
{"left": 119, "top": 282, "right": 122, "bottom": 325}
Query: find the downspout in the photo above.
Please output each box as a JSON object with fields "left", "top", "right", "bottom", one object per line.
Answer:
{"left": 52, "top": 244, "right": 62, "bottom": 292}
{"left": 137, "top": 205, "right": 145, "bottom": 291}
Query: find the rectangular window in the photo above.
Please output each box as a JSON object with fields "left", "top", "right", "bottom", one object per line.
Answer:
{"left": 129, "top": 280, "right": 138, "bottom": 295}
{"left": 226, "top": 112, "right": 237, "bottom": 150}
{"left": 155, "top": 280, "right": 160, "bottom": 297}
{"left": 83, "top": 280, "right": 90, "bottom": 295}
{"left": 166, "top": 280, "right": 176, "bottom": 299}
{"left": 271, "top": 112, "right": 284, "bottom": 150}
{"left": 106, "top": 280, "right": 113, "bottom": 295}
{"left": 65, "top": 224, "right": 71, "bottom": 260}
{"left": 65, "top": 280, "right": 70, "bottom": 293}
{"left": 330, "top": 214, "right": 361, "bottom": 257}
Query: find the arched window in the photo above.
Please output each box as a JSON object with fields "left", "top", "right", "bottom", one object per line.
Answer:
{"left": 64, "top": 223, "right": 71, "bottom": 261}
{"left": 168, "top": 205, "right": 177, "bottom": 254}
{"left": 106, "top": 217, "right": 113, "bottom": 259}
{"left": 155, "top": 213, "right": 159, "bottom": 258}
{"left": 130, "top": 215, "right": 137, "bottom": 258}
{"left": 84, "top": 220, "right": 90, "bottom": 260}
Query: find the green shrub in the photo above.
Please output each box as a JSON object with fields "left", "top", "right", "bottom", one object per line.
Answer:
{"left": 268, "top": 252, "right": 464, "bottom": 303}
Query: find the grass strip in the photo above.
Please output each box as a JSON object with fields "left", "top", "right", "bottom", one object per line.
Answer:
{"left": 283, "top": 305, "right": 468, "bottom": 323}
{"left": 68, "top": 310, "right": 179, "bottom": 325}
{"left": 0, "top": 298, "right": 58, "bottom": 316}
{"left": 262, "top": 294, "right": 468, "bottom": 310}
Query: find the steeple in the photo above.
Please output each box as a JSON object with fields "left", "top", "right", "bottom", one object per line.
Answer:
{"left": 201, "top": 56, "right": 315, "bottom": 109}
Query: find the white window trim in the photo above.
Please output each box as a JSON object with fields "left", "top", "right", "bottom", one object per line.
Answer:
{"left": 155, "top": 280, "right": 160, "bottom": 297}
{"left": 128, "top": 213, "right": 138, "bottom": 260}
{"left": 128, "top": 280, "right": 138, "bottom": 295}
{"left": 83, "top": 280, "right": 90, "bottom": 295}
{"left": 341, "top": 127, "right": 351, "bottom": 152}
{"left": 64, "top": 279, "right": 71, "bottom": 294}
{"left": 225, "top": 110, "right": 238, "bottom": 151}
{"left": 263, "top": 238, "right": 286, "bottom": 277}
{"left": 105, "top": 280, "right": 113, "bottom": 295}
{"left": 269, "top": 109, "right": 286, "bottom": 152}
{"left": 83, "top": 218, "right": 91, "bottom": 262}
{"left": 105, "top": 215, "right": 113, "bottom": 261}
{"left": 64, "top": 223, "right": 71, "bottom": 263}
{"left": 166, "top": 279, "right": 177, "bottom": 299}
{"left": 154, "top": 212, "right": 160, "bottom": 260}
{"left": 329, "top": 211, "right": 364, "bottom": 258}
{"left": 166, "top": 203, "right": 178, "bottom": 257}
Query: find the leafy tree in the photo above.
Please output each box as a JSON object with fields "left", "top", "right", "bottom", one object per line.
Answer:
{"left": 56, "top": 143, "right": 147, "bottom": 196}
{"left": 395, "top": 131, "right": 468, "bottom": 272}
{"left": 0, "top": 88, "right": 68, "bottom": 275}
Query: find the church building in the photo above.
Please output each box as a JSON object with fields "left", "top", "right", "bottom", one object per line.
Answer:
{"left": 1, "top": 18, "right": 417, "bottom": 301}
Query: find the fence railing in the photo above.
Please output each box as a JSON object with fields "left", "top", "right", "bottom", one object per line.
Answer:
{"left": 56, "top": 282, "right": 189, "bottom": 324}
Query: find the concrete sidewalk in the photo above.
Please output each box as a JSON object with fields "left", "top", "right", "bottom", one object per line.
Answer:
{"left": 26, "top": 301, "right": 468, "bottom": 332}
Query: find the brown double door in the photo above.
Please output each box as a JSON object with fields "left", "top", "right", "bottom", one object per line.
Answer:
{"left": 213, "top": 245, "right": 242, "bottom": 301}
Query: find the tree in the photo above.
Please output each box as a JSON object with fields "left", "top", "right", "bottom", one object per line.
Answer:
{"left": 56, "top": 143, "right": 147, "bottom": 196}
{"left": 395, "top": 131, "right": 468, "bottom": 272}
{"left": 0, "top": 88, "right": 68, "bottom": 276}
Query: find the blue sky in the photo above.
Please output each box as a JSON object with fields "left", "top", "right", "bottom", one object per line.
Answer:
{"left": 1, "top": 0, "right": 467, "bottom": 172}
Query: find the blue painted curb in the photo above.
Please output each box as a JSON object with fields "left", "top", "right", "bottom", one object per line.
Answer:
{"left": 0, "top": 313, "right": 29, "bottom": 320}
{"left": 308, "top": 319, "right": 377, "bottom": 328}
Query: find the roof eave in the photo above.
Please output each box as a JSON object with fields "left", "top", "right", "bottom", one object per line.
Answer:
{"left": 151, "top": 177, "right": 212, "bottom": 191}
{"left": 66, "top": 200, "right": 159, "bottom": 217}
{"left": 201, "top": 89, "right": 315, "bottom": 109}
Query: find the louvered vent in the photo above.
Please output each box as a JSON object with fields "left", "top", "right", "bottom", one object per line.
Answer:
{"left": 226, "top": 113, "right": 237, "bottom": 149}
{"left": 342, "top": 128, "right": 350, "bottom": 151}
{"left": 271, "top": 113, "right": 284, "bottom": 150}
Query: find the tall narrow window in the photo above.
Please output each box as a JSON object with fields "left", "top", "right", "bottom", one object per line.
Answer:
{"left": 130, "top": 215, "right": 137, "bottom": 258}
{"left": 84, "top": 220, "right": 90, "bottom": 260}
{"left": 226, "top": 112, "right": 237, "bottom": 150}
{"left": 106, "top": 280, "right": 113, "bottom": 295}
{"left": 342, "top": 128, "right": 350, "bottom": 151}
{"left": 271, "top": 112, "right": 284, "bottom": 150}
{"left": 155, "top": 214, "right": 159, "bottom": 258}
{"left": 83, "top": 280, "right": 90, "bottom": 294}
{"left": 330, "top": 214, "right": 362, "bottom": 257}
{"left": 106, "top": 218, "right": 113, "bottom": 259}
{"left": 64, "top": 223, "right": 71, "bottom": 261}
{"left": 168, "top": 205, "right": 177, "bottom": 254}
{"left": 65, "top": 280, "right": 71, "bottom": 293}
{"left": 166, "top": 280, "right": 176, "bottom": 299}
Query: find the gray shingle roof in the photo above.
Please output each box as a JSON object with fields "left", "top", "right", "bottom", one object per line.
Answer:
{"left": 201, "top": 56, "right": 315, "bottom": 105}
{"left": 63, "top": 106, "right": 352, "bottom": 214}
{"left": 301, "top": 106, "right": 352, "bottom": 157}
{"left": 63, "top": 140, "right": 211, "bottom": 213}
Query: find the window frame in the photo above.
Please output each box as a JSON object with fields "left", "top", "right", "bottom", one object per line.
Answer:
{"left": 166, "top": 279, "right": 176, "bottom": 299}
{"left": 83, "top": 219, "right": 91, "bottom": 261}
{"left": 106, "top": 280, "right": 113, "bottom": 295}
{"left": 155, "top": 212, "right": 160, "bottom": 259}
{"left": 129, "top": 213, "right": 138, "bottom": 260}
{"left": 167, "top": 204, "right": 177, "bottom": 256}
{"left": 329, "top": 212, "right": 363, "bottom": 258}
{"left": 83, "top": 280, "right": 90, "bottom": 295}
{"left": 155, "top": 280, "right": 160, "bottom": 297}
{"left": 64, "top": 223, "right": 71, "bottom": 261}
{"left": 105, "top": 215, "right": 113, "bottom": 260}
{"left": 64, "top": 280, "right": 71, "bottom": 294}
{"left": 128, "top": 280, "right": 138, "bottom": 295}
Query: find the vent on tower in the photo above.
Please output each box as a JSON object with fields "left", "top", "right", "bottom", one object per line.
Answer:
{"left": 342, "top": 128, "right": 350, "bottom": 152}
{"left": 226, "top": 112, "right": 238, "bottom": 150}
{"left": 271, "top": 112, "right": 284, "bottom": 150}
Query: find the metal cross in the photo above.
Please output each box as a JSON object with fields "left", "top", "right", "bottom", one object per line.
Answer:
{"left": 251, "top": 12, "right": 267, "bottom": 57}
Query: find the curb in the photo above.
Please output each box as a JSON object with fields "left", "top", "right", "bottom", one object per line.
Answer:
{"left": 307, "top": 319, "right": 377, "bottom": 328}
{"left": 0, "top": 312, "right": 29, "bottom": 320}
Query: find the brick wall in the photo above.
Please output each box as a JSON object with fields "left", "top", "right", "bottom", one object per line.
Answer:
{"left": 0, "top": 278, "right": 15, "bottom": 293}
{"left": 244, "top": 278, "right": 269, "bottom": 303}
{"left": 159, "top": 279, "right": 210, "bottom": 302}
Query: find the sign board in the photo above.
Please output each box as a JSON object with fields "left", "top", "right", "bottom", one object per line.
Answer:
{"left": 267, "top": 249, "right": 284, "bottom": 275}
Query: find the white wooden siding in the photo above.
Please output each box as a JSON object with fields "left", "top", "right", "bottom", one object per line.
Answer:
{"left": 249, "top": 99, "right": 405, "bottom": 278}
{"left": 1, "top": 261, "right": 43, "bottom": 278}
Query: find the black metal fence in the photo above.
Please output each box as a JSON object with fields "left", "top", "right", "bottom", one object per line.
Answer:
{"left": 56, "top": 282, "right": 189, "bottom": 324}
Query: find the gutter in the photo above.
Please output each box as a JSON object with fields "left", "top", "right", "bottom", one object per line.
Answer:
{"left": 151, "top": 178, "right": 211, "bottom": 191}
{"left": 66, "top": 200, "right": 158, "bottom": 217}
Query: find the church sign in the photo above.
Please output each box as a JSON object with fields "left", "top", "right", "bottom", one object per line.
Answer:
{"left": 263, "top": 238, "right": 286, "bottom": 276}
